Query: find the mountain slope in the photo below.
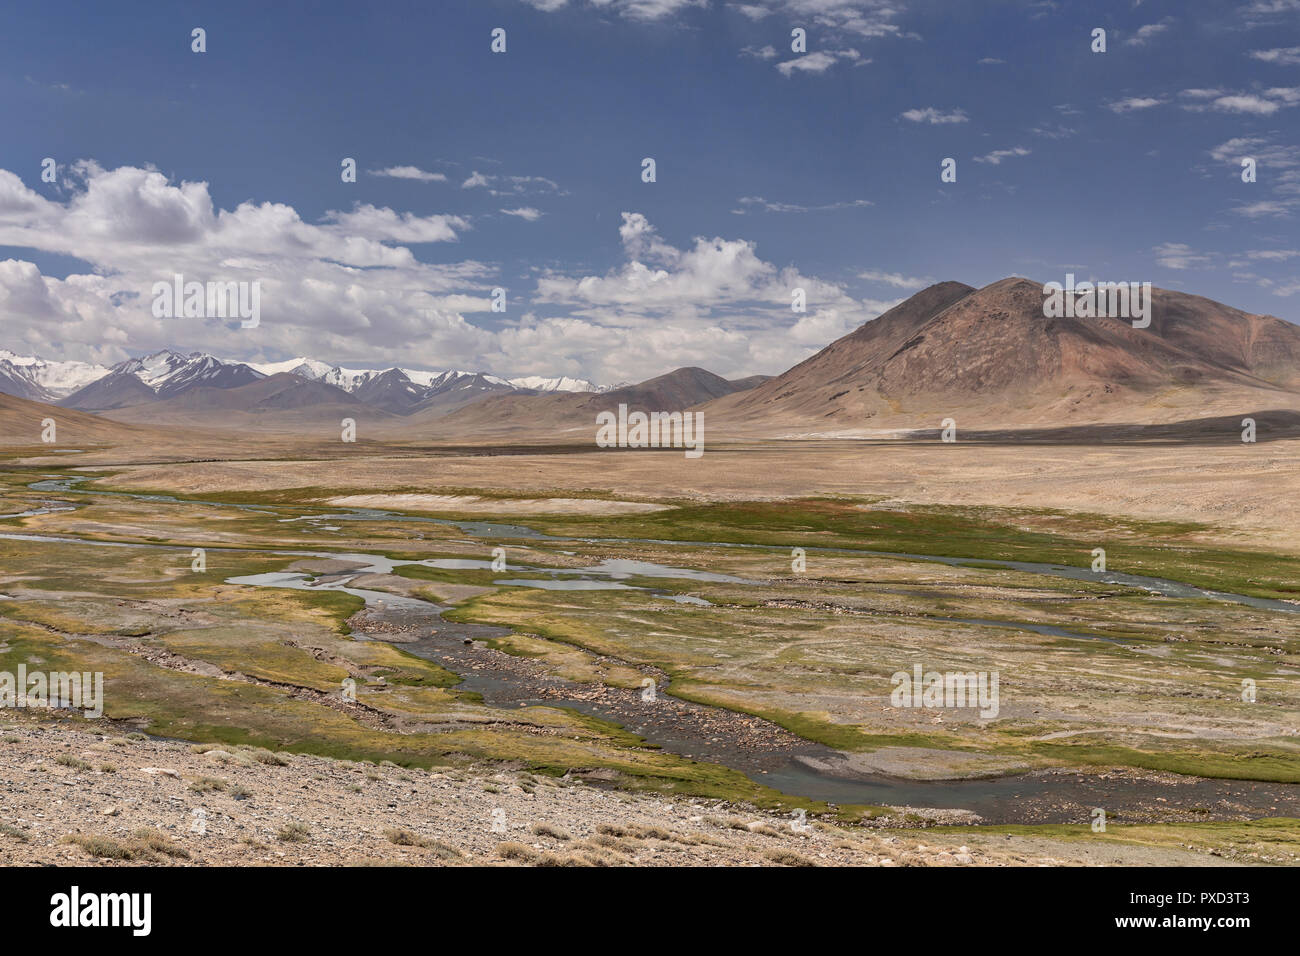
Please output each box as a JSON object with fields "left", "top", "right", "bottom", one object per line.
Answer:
{"left": 60, "top": 349, "right": 265, "bottom": 409}
{"left": 706, "top": 277, "right": 1300, "bottom": 433}
{"left": 426, "top": 366, "right": 765, "bottom": 435}
{"left": 98, "top": 373, "right": 399, "bottom": 432}
{"left": 0, "top": 392, "right": 152, "bottom": 445}
{"left": 0, "top": 349, "right": 110, "bottom": 402}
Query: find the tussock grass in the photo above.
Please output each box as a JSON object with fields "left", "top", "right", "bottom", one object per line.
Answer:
{"left": 277, "top": 822, "right": 311, "bottom": 843}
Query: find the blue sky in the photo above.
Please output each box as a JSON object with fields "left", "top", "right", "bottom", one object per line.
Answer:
{"left": 0, "top": 0, "right": 1297, "bottom": 384}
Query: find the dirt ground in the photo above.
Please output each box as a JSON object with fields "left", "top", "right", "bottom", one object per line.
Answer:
{"left": 83, "top": 438, "right": 1300, "bottom": 551}
{"left": 0, "top": 717, "right": 1282, "bottom": 867}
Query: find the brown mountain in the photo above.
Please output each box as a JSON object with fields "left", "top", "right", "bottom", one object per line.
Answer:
{"left": 0, "top": 392, "right": 154, "bottom": 446}
{"left": 705, "top": 277, "right": 1300, "bottom": 435}
{"left": 423, "top": 367, "right": 760, "bottom": 436}
{"left": 99, "top": 373, "right": 398, "bottom": 432}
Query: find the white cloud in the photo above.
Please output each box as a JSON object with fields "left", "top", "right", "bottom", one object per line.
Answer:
{"left": 0, "top": 163, "right": 958, "bottom": 386}
{"left": 775, "top": 49, "right": 864, "bottom": 75}
{"left": 518, "top": 0, "right": 706, "bottom": 20}
{"left": 778, "top": 0, "right": 911, "bottom": 40}
{"left": 323, "top": 204, "right": 468, "bottom": 243}
{"left": 900, "top": 106, "right": 968, "bottom": 124}
{"left": 519, "top": 211, "right": 890, "bottom": 381}
{"left": 1249, "top": 46, "right": 1300, "bottom": 65}
{"left": 501, "top": 207, "right": 543, "bottom": 221}
{"left": 522, "top": 0, "right": 914, "bottom": 45}
{"left": 1181, "top": 87, "right": 1300, "bottom": 115}
{"left": 858, "top": 269, "right": 933, "bottom": 289}
{"left": 1213, "top": 95, "right": 1283, "bottom": 115}
{"left": 1125, "top": 20, "right": 1172, "bottom": 47}
{"left": 734, "top": 196, "right": 872, "bottom": 213}
{"left": 973, "top": 147, "right": 1030, "bottom": 165}
{"left": 369, "top": 166, "right": 448, "bottom": 182}
{"left": 1232, "top": 199, "right": 1297, "bottom": 218}
{"left": 1153, "top": 243, "right": 1212, "bottom": 270}
{"left": 0, "top": 162, "right": 498, "bottom": 369}
{"left": 1208, "top": 136, "right": 1300, "bottom": 168}
{"left": 462, "top": 170, "right": 561, "bottom": 197}
{"left": 778, "top": 51, "right": 838, "bottom": 74}
{"left": 1107, "top": 96, "right": 1164, "bottom": 113}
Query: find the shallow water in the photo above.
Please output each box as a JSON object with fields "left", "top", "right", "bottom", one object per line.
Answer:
{"left": 9, "top": 475, "right": 1299, "bottom": 820}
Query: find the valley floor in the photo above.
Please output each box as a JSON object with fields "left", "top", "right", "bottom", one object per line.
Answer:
{"left": 2, "top": 439, "right": 1298, "bottom": 866}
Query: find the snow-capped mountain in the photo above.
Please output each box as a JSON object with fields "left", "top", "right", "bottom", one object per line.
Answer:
{"left": 508, "top": 375, "right": 600, "bottom": 393}
{"left": 2, "top": 346, "right": 612, "bottom": 416}
{"left": 0, "top": 349, "right": 111, "bottom": 402}
{"left": 61, "top": 349, "right": 265, "bottom": 409}
{"left": 248, "top": 358, "right": 518, "bottom": 395}
{"left": 114, "top": 350, "right": 264, "bottom": 397}
{"left": 247, "top": 358, "right": 378, "bottom": 392}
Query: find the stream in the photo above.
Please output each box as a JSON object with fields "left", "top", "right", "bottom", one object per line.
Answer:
{"left": 5, "top": 475, "right": 1299, "bottom": 823}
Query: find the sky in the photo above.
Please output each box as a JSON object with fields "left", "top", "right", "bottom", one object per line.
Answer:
{"left": 0, "top": 0, "right": 1297, "bottom": 385}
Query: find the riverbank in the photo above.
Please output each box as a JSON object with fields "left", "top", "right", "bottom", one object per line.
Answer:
{"left": 3, "top": 716, "right": 1294, "bottom": 866}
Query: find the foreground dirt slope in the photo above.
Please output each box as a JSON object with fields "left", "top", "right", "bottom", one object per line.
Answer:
{"left": 1, "top": 718, "right": 1291, "bottom": 867}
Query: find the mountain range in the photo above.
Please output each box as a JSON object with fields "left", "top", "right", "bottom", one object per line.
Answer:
{"left": 4, "top": 277, "right": 1298, "bottom": 442}
{"left": 0, "top": 348, "right": 614, "bottom": 416}
{"left": 430, "top": 276, "right": 1300, "bottom": 438}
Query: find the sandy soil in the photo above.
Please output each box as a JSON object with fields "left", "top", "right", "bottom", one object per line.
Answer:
{"left": 324, "top": 494, "right": 668, "bottom": 515}
{"left": 94, "top": 439, "right": 1300, "bottom": 550}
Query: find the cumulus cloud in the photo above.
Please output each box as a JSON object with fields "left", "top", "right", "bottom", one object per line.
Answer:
{"left": 0, "top": 166, "right": 882, "bottom": 384}
{"left": 0, "top": 162, "right": 499, "bottom": 368}
{"left": 501, "top": 207, "right": 543, "bottom": 221}
{"left": 520, "top": 211, "right": 893, "bottom": 381}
